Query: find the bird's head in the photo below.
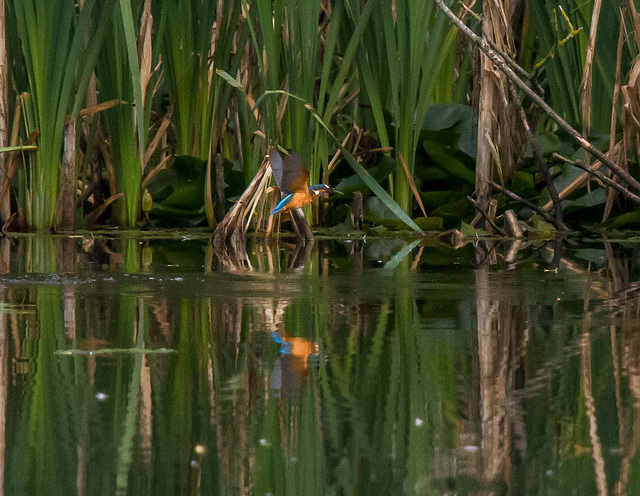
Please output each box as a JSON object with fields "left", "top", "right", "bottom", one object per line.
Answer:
{"left": 309, "top": 184, "right": 341, "bottom": 196}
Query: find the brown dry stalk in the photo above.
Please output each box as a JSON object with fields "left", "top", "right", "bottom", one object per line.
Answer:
{"left": 143, "top": 109, "right": 173, "bottom": 171}
{"left": 140, "top": 153, "right": 172, "bottom": 190}
{"left": 276, "top": 78, "right": 289, "bottom": 127}
{"left": 467, "top": 196, "right": 502, "bottom": 233}
{"left": 434, "top": 0, "right": 640, "bottom": 195}
{"left": 580, "top": 0, "right": 603, "bottom": 137}
{"left": 54, "top": 119, "right": 76, "bottom": 231}
{"left": 213, "top": 155, "right": 271, "bottom": 244}
{"left": 621, "top": 52, "right": 640, "bottom": 173}
{"left": 398, "top": 152, "right": 427, "bottom": 218}
{"left": 475, "top": 0, "right": 515, "bottom": 227}
{"left": 0, "top": 0, "right": 8, "bottom": 222}
{"left": 85, "top": 192, "right": 124, "bottom": 227}
{"left": 603, "top": 20, "right": 626, "bottom": 221}
{"left": 627, "top": 0, "right": 640, "bottom": 48}
{"left": 0, "top": 124, "right": 38, "bottom": 207}
{"left": 138, "top": 0, "right": 153, "bottom": 109}
{"left": 327, "top": 132, "right": 350, "bottom": 173}
{"left": 80, "top": 99, "right": 128, "bottom": 117}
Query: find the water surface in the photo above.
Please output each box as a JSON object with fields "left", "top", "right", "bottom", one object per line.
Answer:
{"left": 0, "top": 235, "right": 638, "bottom": 495}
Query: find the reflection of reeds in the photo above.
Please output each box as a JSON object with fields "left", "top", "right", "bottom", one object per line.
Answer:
{"left": 11, "top": 237, "right": 640, "bottom": 493}
{"left": 0, "top": 238, "right": 8, "bottom": 496}
{"left": 581, "top": 286, "right": 608, "bottom": 496}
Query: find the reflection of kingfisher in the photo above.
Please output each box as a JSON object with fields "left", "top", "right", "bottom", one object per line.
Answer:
{"left": 269, "top": 150, "right": 338, "bottom": 215}
{"left": 270, "top": 331, "right": 322, "bottom": 397}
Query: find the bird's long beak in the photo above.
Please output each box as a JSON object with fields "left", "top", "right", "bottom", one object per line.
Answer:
{"left": 328, "top": 187, "right": 342, "bottom": 195}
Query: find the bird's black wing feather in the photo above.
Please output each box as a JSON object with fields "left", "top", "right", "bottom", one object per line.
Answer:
{"left": 270, "top": 150, "right": 284, "bottom": 191}
{"left": 270, "top": 151, "right": 308, "bottom": 194}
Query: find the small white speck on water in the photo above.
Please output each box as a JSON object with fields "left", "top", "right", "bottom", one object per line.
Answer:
{"left": 414, "top": 418, "right": 423, "bottom": 427}
{"left": 463, "top": 445, "right": 479, "bottom": 452}
{"left": 95, "top": 392, "right": 108, "bottom": 401}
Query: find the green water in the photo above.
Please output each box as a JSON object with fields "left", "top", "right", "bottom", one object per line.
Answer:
{"left": 0, "top": 235, "right": 638, "bottom": 495}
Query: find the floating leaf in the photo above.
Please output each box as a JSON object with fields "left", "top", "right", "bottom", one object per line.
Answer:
{"left": 572, "top": 249, "right": 606, "bottom": 264}
{"left": 460, "top": 222, "right": 486, "bottom": 237}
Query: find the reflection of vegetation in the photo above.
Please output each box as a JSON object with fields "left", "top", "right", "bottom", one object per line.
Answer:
{"left": 7, "top": 285, "right": 77, "bottom": 495}
{"left": 7, "top": 237, "right": 640, "bottom": 493}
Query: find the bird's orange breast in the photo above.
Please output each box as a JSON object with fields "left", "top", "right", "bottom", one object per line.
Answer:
{"left": 280, "top": 190, "right": 315, "bottom": 212}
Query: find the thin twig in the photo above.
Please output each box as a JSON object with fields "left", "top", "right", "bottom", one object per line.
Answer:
{"left": 399, "top": 152, "right": 427, "bottom": 218}
{"left": 603, "top": 19, "right": 627, "bottom": 220}
{"left": 467, "top": 196, "right": 503, "bottom": 233}
{"left": 328, "top": 132, "right": 351, "bottom": 173}
{"left": 490, "top": 180, "right": 556, "bottom": 224}
{"left": 509, "top": 82, "right": 567, "bottom": 230}
{"left": 434, "top": 0, "right": 640, "bottom": 194}
{"left": 552, "top": 153, "right": 640, "bottom": 204}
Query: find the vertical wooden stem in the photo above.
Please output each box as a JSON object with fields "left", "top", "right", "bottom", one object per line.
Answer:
{"left": 55, "top": 120, "right": 76, "bottom": 231}
{"left": 0, "top": 0, "right": 9, "bottom": 223}
{"left": 352, "top": 191, "right": 363, "bottom": 230}
{"left": 215, "top": 153, "right": 226, "bottom": 223}
{"left": 291, "top": 208, "right": 314, "bottom": 242}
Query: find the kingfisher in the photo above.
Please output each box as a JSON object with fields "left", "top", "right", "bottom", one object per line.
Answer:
{"left": 269, "top": 150, "right": 338, "bottom": 215}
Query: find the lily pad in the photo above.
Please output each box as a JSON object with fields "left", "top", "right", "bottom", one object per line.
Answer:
{"left": 146, "top": 155, "right": 208, "bottom": 226}
{"left": 422, "top": 102, "right": 477, "bottom": 157}
{"left": 609, "top": 210, "right": 640, "bottom": 230}
{"left": 423, "top": 140, "right": 475, "bottom": 185}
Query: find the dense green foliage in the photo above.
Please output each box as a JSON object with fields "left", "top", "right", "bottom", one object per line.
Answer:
{"left": 1, "top": 1, "right": 639, "bottom": 231}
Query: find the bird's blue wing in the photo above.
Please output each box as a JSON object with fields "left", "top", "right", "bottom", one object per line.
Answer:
{"left": 270, "top": 193, "right": 294, "bottom": 215}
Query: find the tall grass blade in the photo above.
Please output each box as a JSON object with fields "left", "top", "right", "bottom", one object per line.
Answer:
{"left": 118, "top": 0, "right": 145, "bottom": 157}
{"left": 9, "top": 0, "right": 99, "bottom": 230}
